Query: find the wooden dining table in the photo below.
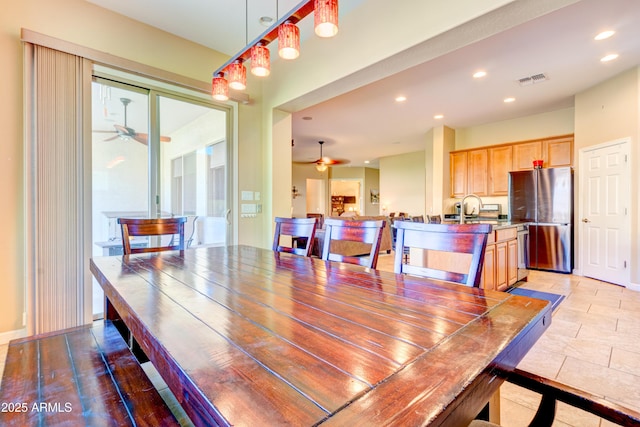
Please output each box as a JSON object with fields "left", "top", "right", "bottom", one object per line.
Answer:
{"left": 90, "top": 245, "right": 551, "bottom": 426}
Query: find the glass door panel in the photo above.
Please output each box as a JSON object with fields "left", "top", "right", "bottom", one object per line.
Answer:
{"left": 158, "top": 95, "right": 228, "bottom": 248}
{"left": 91, "top": 81, "right": 150, "bottom": 253}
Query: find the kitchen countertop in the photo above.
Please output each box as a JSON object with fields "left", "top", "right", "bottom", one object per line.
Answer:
{"left": 443, "top": 217, "right": 528, "bottom": 231}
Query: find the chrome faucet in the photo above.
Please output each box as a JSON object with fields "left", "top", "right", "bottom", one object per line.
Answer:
{"left": 460, "top": 194, "right": 483, "bottom": 223}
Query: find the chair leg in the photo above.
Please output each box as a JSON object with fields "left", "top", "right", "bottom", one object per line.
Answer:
{"left": 527, "top": 394, "right": 556, "bottom": 427}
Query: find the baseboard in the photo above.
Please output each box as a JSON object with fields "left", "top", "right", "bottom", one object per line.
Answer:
{"left": 626, "top": 282, "right": 640, "bottom": 292}
{"left": 0, "top": 327, "right": 27, "bottom": 345}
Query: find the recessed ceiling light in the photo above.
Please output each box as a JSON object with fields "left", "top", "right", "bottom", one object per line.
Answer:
{"left": 259, "top": 16, "right": 274, "bottom": 27}
{"left": 601, "top": 53, "right": 619, "bottom": 62}
{"left": 364, "top": 160, "right": 370, "bottom": 164}
{"left": 434, "top": 114, "right": 444, "bottom": 119}
{"left": 473, "top": 70, "right": 487, "bottom": 79}
{"left": 395, "top": 96, "right": 407, "bottom": 102}
{"left": 504, "top": 97, "right": 516, "bottom": 103}
{"left": 302, "top": 116, "right": 312, "bottom": 120}
{"left": 594, "top": 30, "right": 615, "bottom": 41}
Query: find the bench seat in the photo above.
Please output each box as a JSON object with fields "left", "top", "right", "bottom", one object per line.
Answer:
{"left": 0, "top": 320, "right": 179, "bottom": 426}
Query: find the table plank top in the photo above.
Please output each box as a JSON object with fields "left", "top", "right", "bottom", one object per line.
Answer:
{"left": 90, "top": 245, "right": 551, "bottom": 426}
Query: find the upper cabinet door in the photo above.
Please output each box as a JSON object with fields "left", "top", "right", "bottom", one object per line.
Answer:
{"left": 467, "top": 149, "right": 488, "bottom": 196}
{"left": 512, "top": 141, "right": 542, "bottom": 170}
{"left": 450, "top": 151, "right": 467, "bottom": 198}
{"left": 543, "top": 136, "right": 573, "bottom": 168}
{"left": 489, "top": 145, "right": 512, "bottom": 196}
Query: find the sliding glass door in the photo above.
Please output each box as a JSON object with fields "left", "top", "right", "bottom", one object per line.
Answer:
{"left": 91, "top": 77, "right": 231, "bottom": 315}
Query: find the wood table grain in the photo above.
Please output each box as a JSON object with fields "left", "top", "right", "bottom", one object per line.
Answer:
{"left": 90, "top": 245, "right": 551, "bottom": 426}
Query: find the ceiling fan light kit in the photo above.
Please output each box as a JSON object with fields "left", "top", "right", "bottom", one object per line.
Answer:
{"left": 212, "top": 0, "right": 338, "bottom": 99}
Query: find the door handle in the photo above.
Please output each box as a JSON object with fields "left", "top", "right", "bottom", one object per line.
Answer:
{"left": 581, "top": 218, "right": 590, "bottom": 223}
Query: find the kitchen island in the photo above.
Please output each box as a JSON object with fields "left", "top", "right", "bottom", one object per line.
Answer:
{"left": 416, "top": 219, "right": 526, "bottom": 291}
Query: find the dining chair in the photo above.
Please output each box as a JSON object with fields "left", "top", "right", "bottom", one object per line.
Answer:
{"left": 306, "top": 213, "right": 324, "bottom": 229}
{"left": 321, "top": 218, "right": 385, "bottom": 268}
{"left": 118, "top": 217, "right": 187, "bottom": 255}
{"left": 393, "top": 221, "right": 492, "bottom": 287}
{"left": 272, "top": 217, "right": 318, "bottom": 257}
{"left": 469, "top": 367, "right": 640, "bottom": 427}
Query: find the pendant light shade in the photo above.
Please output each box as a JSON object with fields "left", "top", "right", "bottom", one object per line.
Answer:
{"left": 227, "top": 61, "right": 246, "bottom": 90}
{"left": 250, "top": 43, "right": 271, "bottom": 77}
{"left": 278, "top": 21, "right": 300, "bottom": 60}
{"left": 314, "top": 0, "right": 339, "bottom": 38}
{"left": 316, "top": 162, "right": 328, "bottom": 172}
{"left": 211, "top": 73, "right": 229, "bottom": 101}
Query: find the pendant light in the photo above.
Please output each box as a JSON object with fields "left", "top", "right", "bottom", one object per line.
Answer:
{"left": 227, "top": 60, "right": 246, "bottom": 90}
{"left": 314, "top": 0, "right": 339, "bottom": 38}
{"left": 211, "top": 73, "right": 229, "bottom": 101}
{"left": 250, "top": 43, "right": 271, "bottom": 77}
{"left": 278, "top": 20, "right": 300, "bottom": 60}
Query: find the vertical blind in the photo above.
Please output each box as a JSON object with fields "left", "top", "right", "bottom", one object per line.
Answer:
{"left": 25, "top": 44, "right": 92, "bottom": 334}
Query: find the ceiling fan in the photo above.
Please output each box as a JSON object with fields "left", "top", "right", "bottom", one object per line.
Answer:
{"left": 94, "top": 98, "right": 171, "bottom": 145}
{"left": 296, "top": 141, "right": 349, "bottom": 171}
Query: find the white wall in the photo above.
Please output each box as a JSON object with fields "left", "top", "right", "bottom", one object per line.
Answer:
{"left": 379, "top": 151, "right": 426, "bottom": 217}
{"left": 455, "top": 108, "right": 575, "bottom": 149}
{"left": 574, "top": 67, "right": 640, "bottom": 283}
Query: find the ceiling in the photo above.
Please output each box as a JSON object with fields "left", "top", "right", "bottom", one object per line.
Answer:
{"left": 86, "top": 0, "right": 640, "bottom": 168}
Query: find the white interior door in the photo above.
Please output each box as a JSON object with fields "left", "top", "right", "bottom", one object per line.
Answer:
{"left": 579, "top": 139, "right": 630, "bottom": 286}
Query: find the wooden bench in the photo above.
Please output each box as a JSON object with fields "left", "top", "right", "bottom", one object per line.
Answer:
{"left": 0, "top": 320, "right": 179, "bottom": 426}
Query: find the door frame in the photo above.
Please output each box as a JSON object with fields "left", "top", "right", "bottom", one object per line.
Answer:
{"left": 577, "top": 137, "right": 631, "bottom": 288}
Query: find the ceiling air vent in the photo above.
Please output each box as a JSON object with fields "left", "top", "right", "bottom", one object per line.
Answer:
{"left": 518, "top": 73, "right": 548, "bottom": 86}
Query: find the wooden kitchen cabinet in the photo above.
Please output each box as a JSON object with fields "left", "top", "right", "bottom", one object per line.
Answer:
{"left": 481, "top": 233, "right": 497, "bottom": 291}
{"left": 543, "top": 136, "right": 573, "bottom": 167}
{"left": 449, "top": 134, "right": 573, "bottom": 198}
{"left": 488, "top": 145, "right": 512, "bottom": 196}
{"left": 450, "top": 151, "right": 468, "bottom": 197}
{"left": 495, "top": 241, "right": 508, "bottom": 291}
{"left": 512, "top": 141, "right": 542, "bottom": 170}
{"left": 481, "top": 226, "right": 518, "bottom": 291}
{"left": 507, "top": 238, "right": 518, "bottom": 288}
{"left": 467, "top": 149, "right": 488, "bottom": 196}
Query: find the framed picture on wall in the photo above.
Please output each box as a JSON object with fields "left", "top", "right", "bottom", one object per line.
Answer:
{"left": 370, "top": 189, "right": 379, "bottom": 204}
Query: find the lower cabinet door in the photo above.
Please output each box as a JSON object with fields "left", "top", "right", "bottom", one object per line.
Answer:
{"left": 482, "top": 243, "right": 496, "bottom": 291}
{"left": 507, "top": 239, "right": 518, "bottom": 286}
{"left": 496, "top": 241, "right": 508, "bottom": 291}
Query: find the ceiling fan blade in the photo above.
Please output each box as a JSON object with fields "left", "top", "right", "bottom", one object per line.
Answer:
{"left": 135, "top": 133, "right": 172, "bottom": 143}
{"left": 132, "top": 134, "right": 149, "bottom": 145}
{"left": 103, "top": 135, "right": 120, "bottom": 142}
{"left": 93, "top": 130, "right": 117, "bottom": 133}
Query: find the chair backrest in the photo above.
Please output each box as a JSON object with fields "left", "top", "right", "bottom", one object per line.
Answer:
{"left": 272, "top": 217, "right": 318, "bottom": 257}
{"left": 306, "top": 213, "right": 324, "bottom": 229}
{"left": 321, "top": 219, "right": 385, "bottom": 268}
{"left": 118, "top": 217, "right": 187, "bottom": 255}
{"left": 393, "top": 221, "right": 492, "bottom": 287}
{"left": 412, "top": 215, "right": 425, "bottom": 223}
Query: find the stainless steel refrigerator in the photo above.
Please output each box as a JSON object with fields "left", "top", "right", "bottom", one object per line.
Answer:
{"left": 508, "top": 167, "right": 573, "bottom": 273}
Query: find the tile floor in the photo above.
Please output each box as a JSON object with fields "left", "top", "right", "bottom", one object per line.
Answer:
{"left": 1, "top": 255, "right": 638, "bottom": 426}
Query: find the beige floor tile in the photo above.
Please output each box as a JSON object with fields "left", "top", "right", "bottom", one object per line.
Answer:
{"left": 517, "top": 347, "right": 565, "bottom": 378}
{"left": 565, "top": 293, "right": 622, "bottom": 309}
{"left": 610, "top": 347, "right": 640, "bottom": 377}
{"left": 616, "top": 317, "right": 640, "bottom": 335}
{"left": 558, "top": 356, "right": 640, "bottom": 413}
{"left": 576, "top": 324, "right": 640, "bottom": 354}
{"left": 552, "top": 306, "right": 618, "bottom": 331}
{"left": 545, "top": 316, "right": 581, "bottom": 338}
